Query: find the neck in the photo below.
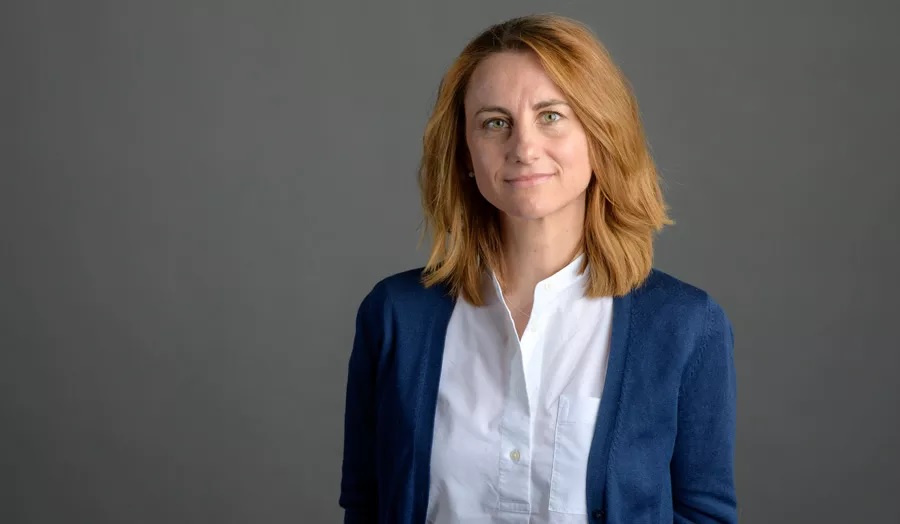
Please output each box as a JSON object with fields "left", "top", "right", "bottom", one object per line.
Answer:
{"left": 498, "top": 201, "right": 584, "bottom": 297}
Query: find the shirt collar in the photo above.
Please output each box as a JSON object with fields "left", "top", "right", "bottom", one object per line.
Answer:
{"left": 486, "top": 252, "right": 588, "bottom": 307}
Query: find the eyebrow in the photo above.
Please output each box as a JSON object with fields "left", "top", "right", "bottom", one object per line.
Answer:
{"left": 473, "top": 99, "right": 569, "bottom": 118}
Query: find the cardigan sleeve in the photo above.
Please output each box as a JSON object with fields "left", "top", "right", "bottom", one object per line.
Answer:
{"left": 671, "top": 295, "right": 738, "bottom": 524}
{"left": 339, "top": 284, "right": 386, "bottom": 523}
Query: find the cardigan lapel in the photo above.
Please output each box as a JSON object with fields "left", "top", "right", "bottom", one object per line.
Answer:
{"left": 410, "top": 282, "right": 457, "bottom": 523}
{"left": 585, "top": 287, "right": 635, "bottom": 514}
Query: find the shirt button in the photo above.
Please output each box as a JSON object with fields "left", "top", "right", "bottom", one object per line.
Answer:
{"left": 509, "top": 449, "right": 521, "bottom": 462}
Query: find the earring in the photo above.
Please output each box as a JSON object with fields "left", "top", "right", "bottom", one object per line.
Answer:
{"left": 468, "top": 171, "right": 475, "bottom": 178}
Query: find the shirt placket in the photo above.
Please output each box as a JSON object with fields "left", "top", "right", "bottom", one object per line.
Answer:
{"left": 496, "top": 335, "right": 532, "bottom": 516}
{"left": 496, "top": 293, "right": 545, "bottom": 518}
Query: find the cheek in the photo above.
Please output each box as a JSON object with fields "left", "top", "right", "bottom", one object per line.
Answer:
{"left": 554, "top": 133, "right": 592, "bottom": 174}
{"left": 468, "top": 140, "right": 504, "bottom": 171}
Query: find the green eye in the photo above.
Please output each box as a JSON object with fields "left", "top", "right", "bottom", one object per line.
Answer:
{"left": 541, "top": 111, "right": 562, "bottom": 123}
{"left": 484, "top": 119, "right": 508, "bottom": 129}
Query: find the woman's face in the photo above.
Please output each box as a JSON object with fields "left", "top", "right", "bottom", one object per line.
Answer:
{"left": 463, "top": 51, "right": 593, "bottom": 222}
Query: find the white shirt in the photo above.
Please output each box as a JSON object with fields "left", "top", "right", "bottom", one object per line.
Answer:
{"left": 427, "top": 254, "right": 614, "bottom": 523}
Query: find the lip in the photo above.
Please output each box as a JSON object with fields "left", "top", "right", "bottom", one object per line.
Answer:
{"left": 504, "top": 173, "right": 554, "bottom": 188}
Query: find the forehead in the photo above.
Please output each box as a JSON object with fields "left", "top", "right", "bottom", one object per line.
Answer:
{"left": 464, "top": 51, "right": 566, "bottom": 106}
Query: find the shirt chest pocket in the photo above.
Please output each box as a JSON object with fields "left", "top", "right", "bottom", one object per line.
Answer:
{"left": 549, "top": 394, "right": 601, "bottom": 514}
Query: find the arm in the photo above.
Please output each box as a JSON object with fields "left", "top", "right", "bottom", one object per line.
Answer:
{"left": 339, "top": 286, "right": 385, "bottom": 523}
{"left": 671, "top": 296, "right": 738, "bottom": 523}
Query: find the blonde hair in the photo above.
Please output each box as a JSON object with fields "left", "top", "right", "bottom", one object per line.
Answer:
{"left": 418, "top": 14, "right": 672, "bottom": 304}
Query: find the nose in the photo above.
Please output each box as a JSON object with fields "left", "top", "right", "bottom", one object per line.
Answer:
{"left": 506, "top": 124, "right": 540, "bottom": 165}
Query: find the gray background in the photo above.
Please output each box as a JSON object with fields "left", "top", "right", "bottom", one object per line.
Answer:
{"left": 2, "top": 0, "right": 898, "bottom": 522}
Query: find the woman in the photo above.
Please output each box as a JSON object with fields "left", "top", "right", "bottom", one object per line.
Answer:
{"left": 340, "top": 14, "right": 736, "bottom": 524}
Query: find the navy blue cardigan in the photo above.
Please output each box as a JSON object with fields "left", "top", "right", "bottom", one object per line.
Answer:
{"left": 340, "top": 267, "right": 737, "bottom": 523}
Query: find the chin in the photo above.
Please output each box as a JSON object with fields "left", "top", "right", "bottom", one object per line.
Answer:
{"left": 497, "top": 201, "right": 559, "bottom": 221}
{"left": 494, "top": 190, "right": 589, "bottom": 222}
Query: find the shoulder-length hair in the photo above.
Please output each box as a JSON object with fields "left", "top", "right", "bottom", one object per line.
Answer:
{"left": 418, "top": 14, "right": 672, "bottom": 305}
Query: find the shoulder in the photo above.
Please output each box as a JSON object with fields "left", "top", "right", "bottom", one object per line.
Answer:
{"left": 357, "top": 266, "right": 454, "bottom": 318}
{"left": 634, "top": 267, "right": 730, "bottom": 327}
{"left": 353, "top": 267, "right": 457, "bottom": 362}
{"left": 636, "top": 268, "right": 714, "bottom": 308}
{"left": 627, "top": 268, "right": 734, "bottom": 363}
